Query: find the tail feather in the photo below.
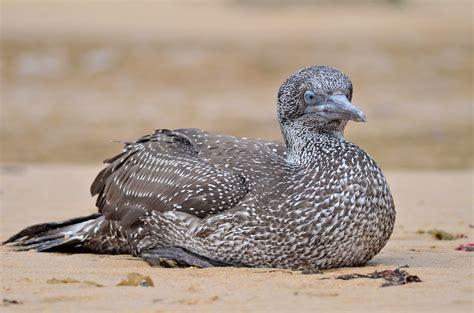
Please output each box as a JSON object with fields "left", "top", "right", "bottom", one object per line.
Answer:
{"left": 14, "top": 238, "right": 81, "bottom": 252}
{"left": 3, "top": 213, "right": 102, "bottom": 252}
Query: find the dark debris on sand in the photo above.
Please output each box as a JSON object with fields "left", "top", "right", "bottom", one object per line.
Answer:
{"left": 455, "top": 243, "right": 474, "bottom": 252}
{"left": 418, "top": 229, "right": 468, "bottom": 240}
{"left": 334, "top": 266, "right": 422, "bottom": 287}
{"left": 117, "top": 273, "right": 154, "bottom": 287}
{"left": 3, "top": 298, "right": 23, "bottom": 306}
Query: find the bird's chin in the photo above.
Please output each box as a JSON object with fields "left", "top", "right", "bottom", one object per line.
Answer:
{"left": 298, "top": 114, "right": 345, "bottom": 132}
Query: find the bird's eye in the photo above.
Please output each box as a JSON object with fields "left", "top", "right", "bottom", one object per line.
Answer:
{"left": 304, "top": 90, "right": 319, "bottom": 106}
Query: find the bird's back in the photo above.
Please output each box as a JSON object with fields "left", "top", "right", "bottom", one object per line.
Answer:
{"left": 90, "top": 128, "right": 288, "bottom": 225}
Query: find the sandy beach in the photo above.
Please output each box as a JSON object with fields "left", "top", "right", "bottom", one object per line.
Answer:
{"left": 1, "top": 165, "right": 472, "bottom": 312}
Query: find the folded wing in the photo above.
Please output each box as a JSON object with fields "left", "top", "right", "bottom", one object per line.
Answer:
{"left": 91, "top": 129, "right": 249, "bottom": 225}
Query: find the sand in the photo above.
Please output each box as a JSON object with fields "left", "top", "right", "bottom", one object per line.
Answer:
{"left": 0, "top": 165, "right": 472, "bottom": 312}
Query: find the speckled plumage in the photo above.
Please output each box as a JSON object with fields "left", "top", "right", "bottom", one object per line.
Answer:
{"left": 5, "top": 66, "right": 395, "bottom": 270}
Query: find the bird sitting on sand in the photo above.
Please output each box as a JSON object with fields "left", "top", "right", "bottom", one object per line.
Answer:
{"left": 4, "top": 65, "right": 395, "bottom": 270}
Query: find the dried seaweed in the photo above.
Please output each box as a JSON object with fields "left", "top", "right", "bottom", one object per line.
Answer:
{"left": 455, "top": 243, "right": 474, "bottom": 252}
{"left": 428, "top": 229, "right": 456, "bottom": 240}
{"left": 418, "top": 229, "right": 467, "bottom": 240}
{"left": 117, "top": 273, "right": 154, "bottom": 287}
{"left": 335, "top": 266, "right": 421, "bottom": 287}
{"left": 3, "top": 298, "right": 23, "bottom": 305}
{"left": 47, "top": 278, "right": 80, "bottom": 284}
{"left": 83, "top": 280, "right": 104, "bottom": 287}
{"left": 46, "top": 278, "right": 103, "bottom": 287}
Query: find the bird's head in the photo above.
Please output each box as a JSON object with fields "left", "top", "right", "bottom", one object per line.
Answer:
{"left": 277, "top": 66, "right": 366, "bottom": 135}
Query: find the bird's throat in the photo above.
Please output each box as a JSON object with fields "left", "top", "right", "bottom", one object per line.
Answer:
{"left": 282, "top": 122, "right": 345, "bottom": 166}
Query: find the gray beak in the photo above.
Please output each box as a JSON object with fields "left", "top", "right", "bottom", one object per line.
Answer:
{"left": 306, "top": 94, "right": 367, "bottom": 122}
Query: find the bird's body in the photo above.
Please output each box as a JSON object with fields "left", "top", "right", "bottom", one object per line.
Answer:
{"left": 4, "top": 66, "right": 395, "bottom": 270}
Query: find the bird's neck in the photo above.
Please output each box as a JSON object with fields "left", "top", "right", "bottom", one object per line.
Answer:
{"left": 281, "top": 122, "right": 345, "bottom": 166}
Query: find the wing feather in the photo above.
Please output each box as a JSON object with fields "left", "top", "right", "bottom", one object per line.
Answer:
{"left": 91, "top": 129, "right": 248, "bottom": 222}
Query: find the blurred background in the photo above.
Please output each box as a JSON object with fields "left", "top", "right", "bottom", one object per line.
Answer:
{"left": 1, "top": 0, "right": 472, "bottom": 169}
